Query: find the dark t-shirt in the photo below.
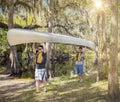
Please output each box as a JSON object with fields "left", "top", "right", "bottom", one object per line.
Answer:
{"left": 36, "top": 52, "right": 46, "bottom": 69}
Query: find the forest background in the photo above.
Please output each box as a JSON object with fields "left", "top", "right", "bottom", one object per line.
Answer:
{"left": 0, "top": 0, "right": 120, "bottom": 102}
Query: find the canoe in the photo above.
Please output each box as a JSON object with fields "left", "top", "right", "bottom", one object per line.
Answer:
{"left": 7, "top": 28, "right": 95, "bottom": 50}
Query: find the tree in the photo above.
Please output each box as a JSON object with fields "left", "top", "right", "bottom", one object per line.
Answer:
{"left": 7, "top": 0, "right": 36, "bottom": 76}
{"left": 108, "top": 0, "right": 119, "bottom": 101}
{"left": 101, "top": 10, "right": 108, "bottom": 66}
{"left": 8, "top": 0, "right": 22, "bottom": 75}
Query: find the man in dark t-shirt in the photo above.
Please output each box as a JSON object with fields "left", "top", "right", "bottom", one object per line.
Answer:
{"left": 35, "top": 45, "right": 47, "bottom": 93}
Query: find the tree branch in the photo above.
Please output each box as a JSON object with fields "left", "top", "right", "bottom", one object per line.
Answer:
{"left": 24, "top": 24, "right": 48, "bottom": 29}
{"left": 14, "top": 1, "right": 32, "bottom": 12}
{"left": 53, "top": 24, "right": 74, "bottom": 36}
{"left": 0, "top": 22, "right": 48, "bottom": 30}
{"left": 0, "top": 22, "right": 74, "bottom": 37}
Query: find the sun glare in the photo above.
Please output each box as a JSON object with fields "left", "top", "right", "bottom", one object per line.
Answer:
{"left": 94, "top": 0, "right": 102, "bottom": 9}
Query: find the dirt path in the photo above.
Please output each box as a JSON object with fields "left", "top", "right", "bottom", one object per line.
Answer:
{"left": 0, "top": 74, "right": 35, "bottom": 102}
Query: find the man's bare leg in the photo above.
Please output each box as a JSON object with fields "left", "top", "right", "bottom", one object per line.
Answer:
{"left": 36, "top": 80, "right": 40, "bottom": 92}
{"left": 43, "top": 80, "right": 47, "bottom": 92}
{"left": 78, "top": 74, "right": 83, "bottom": 82}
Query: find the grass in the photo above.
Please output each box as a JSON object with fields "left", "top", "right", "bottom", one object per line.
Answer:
{"left": 1, "top": 66, "right": 120, "bottom": 102}
{"left": 17, "top": 75, "right": 108, "bottom": 102}
{"left": 0, "top": 66, "right": 7, "bottom": 73}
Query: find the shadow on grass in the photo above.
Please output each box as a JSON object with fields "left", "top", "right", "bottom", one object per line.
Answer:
{"left": 17, "top": 76, "right": 108, "bottom": 102}
{"left": 0, "top": 81, "right": 35, "bottom": 102}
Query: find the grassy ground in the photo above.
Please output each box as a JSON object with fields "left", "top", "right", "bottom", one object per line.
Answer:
{"left": 1, "top": 66, "right": 120, "bottom": 102}
{"left": 16, "top": 74, "right": 108, "bottom": 102}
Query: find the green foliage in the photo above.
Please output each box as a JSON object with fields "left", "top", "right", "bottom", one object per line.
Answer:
{"left": 0, "top": 29, "right": 10, "bottom": 65}
{"left": 0, "top": 14, "right": 9, "bottom": 65}
{"left": 0, "top": 66, "right": 7, "bottom": 72}
{"left": 52, "top": 44, "right": 75, "bottom": 77}
{"left": 55, "top": 44, "right": 69, "bottom": 52}
{"left": 20, "top": 44, "right": 35, "bottom": 78}
{"left": 60, "top": 75, "right": 70, "bottom": 80}
{"left": 0, "top": 29, "right": 9, "bottom": 50}
{"left": 0, "top": 15, "right": 5, "bottom": 22}
{"left": 21, "top": 70, "right": 33, "bottom": 78}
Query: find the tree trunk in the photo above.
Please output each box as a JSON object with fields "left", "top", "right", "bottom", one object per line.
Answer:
{"left": 108, "top": 0, "right": 119, "bottom": 101}
{"left": 46, "top": 42, "right": 52, "bottom": 79}
{"left": 46, "top": 8, "right": 53, "bottom": 79}
{"left": 96, "top": 12, "right": 100, "bottom": 82}
{"left": 101, "top": 11, "right": 108, "bottom": 66}
{"left": 51, "top": 43, "right": 56, "bottom": 77}
{"left": 84, "top": 10, "right": 99, "bottom": 66}
{"left": 100, "top": 10, "right": 108, "bottom": 80}
{"left": 8, "top": 0, "right": 21, "bottom": 76}
{"left": 9, "top": 46, "right": 21, "bottom": 75}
